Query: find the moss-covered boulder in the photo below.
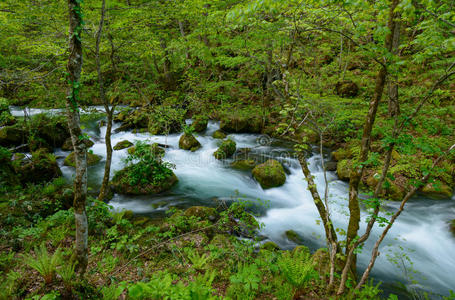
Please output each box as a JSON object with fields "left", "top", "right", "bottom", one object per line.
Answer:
{"left": 212, "top": 130, "right": 226, "bottom": 139}
{"left": 325, "top": 161, "right": 337, "bottom": 171}
{"left": 0, "top": 147, "right": 19, "bottom": 187}
{"left": 335, "top": 80, "right": 359, "bottom": 97}
{"left": 213, "top": 139, "right": 236, "bottom": 159}
{"left": 422, "top": 182, "right": 453, "bottom": 199}
{"left": 111, "top": 165, "right": 178, "bottom": 195}
{"left": 183, "top": 206, "right": 218, "bottom": 222}
{"left": 261, "top": 241, "right": 280, "bottom": 251}
{"left": 336, "top": 159, "right": 352, "bottom": 181}
{"left": 29, "top": 114, "right": 70, "bottom": 149}
{"left": 220, "top": 114, "right": 262, "bottom": 133}
{"left": 17, "top": 149, "right": 62, "bottom": 185}
{"left": 113, "top": 140, "right": 133, "bottom": 151}
{"left": 450, "top": 219, "right": 455, "bottom": 236}
{"left": 285, "top": 230, "right": 303, "bottom": 244}
{"left": 210, "top": 234, "right": 234, "bottom": 249}
{"left": 128, "top": 143, "right": 165, "bottom": 158}
{"left": 0, "top": 126, "right": 28, "bottom": 147}
{"left": 332, "top": 148, "right": 352, "bottom": 161}
{"left": 231, "top": 159, "right": 256, "bottom": 170}
{"left": 64, "top": 151, "right": 102, "bottom": 167}
{"left": 61, "top": 137, "right": 94, "bottom": 151}
{"left": 366, "top": 173, "right": 405, "bottom": 201}
{"left": 179, "top": 133, "right": 201, "bottom": 151}
{"left": 252, "top": 159, "right": 286, "bottom": 189}
{"left": 192, "top": 116, "right": 208, "bottom": 132}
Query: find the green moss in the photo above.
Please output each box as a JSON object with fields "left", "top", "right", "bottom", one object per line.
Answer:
{"left": 336, "top": 159, "right": 352, "bottom": 181}
{"left": 285, "top": 230, "right": 303, "bottom": 244}
{"left": 252, "top": 159, "right": 286, "bottom": 189}
{"left": 212, "top": 130, "right": 226, "bottom": 139}
{"left": 113, "top": 140, "right": 133, "bottom": 150}
{"left": 178, "top": 133, "right": 201, "bottom": 151}
{"left": 213, "top": 139, "right": 236, "bottom": 159}
{"left": 231, "top": 159, "right": 256, "bottom": 170}
{"left": 183, "top": 206, "right": 218, "bottom": 222}
{"left": 128, "top": 143, "right": 165, "bottom": 158}
{"left": 192, "top": 115, "right": 208, "bottom": 132}
{"left": 261, "top": 241, "right": 280, "bottom": 251}
{"left": 63, "top": 151, "right": 102, "bottom": 167}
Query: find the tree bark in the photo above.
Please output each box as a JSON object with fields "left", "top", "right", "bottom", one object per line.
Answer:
{"left": 388, "top": 18, "right": 401, "bottom": 117}
{"left": 96, "top": 0, "right": 115, "bottom": 202}
{"left": 342, "top": 0, "right": 399, "bottom": 290}
{"left": 66, "top": 0, "right": 88, "bottom": 274}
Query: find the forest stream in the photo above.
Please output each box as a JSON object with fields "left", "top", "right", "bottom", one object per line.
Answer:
{"left": 11, "top": 106, "right": 455, "bottom": 298}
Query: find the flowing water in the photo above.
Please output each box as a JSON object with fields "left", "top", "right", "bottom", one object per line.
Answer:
{"left": 11, "top": 107, "right": 455, "bottom": 298}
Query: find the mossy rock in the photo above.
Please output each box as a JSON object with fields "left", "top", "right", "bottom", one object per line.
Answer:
{"left": 422, "top": 182, "right": 453, "bottom": 199}
{"left": 335, "top": 80, "right": 359, "bottom": 97}
{"left": 172, "top": 232, "right": 209, "bottom": 248}
{"left": 128, "top": 143, "right": 165, "bottom": 158}
{"left": 0, "top": 148, "right": 19, "bottom": 187}
{"left": 183, "top": 206, "right": 218, "bottom": 222}
{"left": 192, "top": 116, "right": 208, "bottom": 132}
{"left": 261, "top": 241, "right": 280, "bottom": 251}
{"left": 212, "top": 130, "right": 226, "bottom": 139}
{"left": 336, "top": 159, "right": 352, "bottom": 181}
{"left": 64, "top": 151, "right": 102, "bottom": 167}
{"left": 285, "top": 230, "right": 303, "bottom": 244}
{"left": 213, "top": 139, "right": 236, "bottom": 160}
{"left": 292, "top": 245, "right": 310, "bottom": 255}
{"left": 18, "top": 149, "right": 62, "bottom": 185}
{"left": 61, "top": 137, "right": 94, "bottom": 151}
{"left": 111, "top": 166, "right": 178, "bottom": 195}
{"left": 179, "top": 133, "right": 201, "bottom": 151}
{"left": 366, "top": 173, "right": 405, "bottom": 201}
{"left": 231, "top": 159, "right": 256, "bottom": 170}
{"left": 113, "top": 140, "right": 134, "bottom": 150}
{"left": 325, "top": 161, "right": 337, "bottom": 171}
{"left": 0, "top": 126, "right": 28, "bottom": 147}
{"left": 332, "top": 148, "right": 352, "bottom": 161}
{"left": 252, "top": 159, "right": 286, "bottom": 189}
{"left": 220, "top": 114, "right": 262, "bottom": 133}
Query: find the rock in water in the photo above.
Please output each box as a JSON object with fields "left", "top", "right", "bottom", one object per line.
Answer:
{"left": 213, "top": 139, "right": 236, "bottom": 159}
{"left": 231, "top": 159, "right": 256, "bottom": 170}
{"left": 64, "top": 151, "right": 102, "bottom": 167}
{"left": 212, "top": 130, "right": 226, "bottom": 139}
{"left": 179, "top": 133, "right": 201, "bottom": 151}
{"left": 113, "top": 140, "right": 134, "bottom": 150}
{"left": 192, "top": 116, "right": 208, "bottom": 132}
{"left": 111, "top": 165, "right": 178, "bottom": 195}
{"left": 252, "top": 159, "right": 286, "bottom": 189}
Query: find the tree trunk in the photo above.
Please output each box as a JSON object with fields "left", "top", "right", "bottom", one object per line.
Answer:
{"left": 388, "top": 19, "right": 401, "bottom": 117}
{"left": 66, "top": 0, "right": 88, "bottom": 274}
{"left": 96, "top": 0, "right": 114, "bottom": 202}
{"left": 342, "top": 0, "right": 399, "bottom": 291}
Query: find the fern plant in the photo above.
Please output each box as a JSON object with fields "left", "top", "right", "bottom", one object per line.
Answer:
{"left": 23, "top": 244, "right": 62, "bottom": 284}
{"left": 187, "top": 250, "right": 211, "bottom": 272}
{"left": 57, "top": 261, "right": 76, "bottom": 290}
{"left": 277, "top": 249, "right": 317, "bottom": 291}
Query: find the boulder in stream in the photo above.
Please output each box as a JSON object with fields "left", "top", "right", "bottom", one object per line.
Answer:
{"left": 231, "top": 159, "right": 256, "bottom": 170}
{"left": 0, "top": 126, "right": 28, "bottom": 147}
{"left": 113, "top": 140, "right": 134, "bottom": 151}
{"left": 252, "top": 159, "right": 286, "bottom": 189}
{"left": 128, "top": 143, "right": 165, "bottom": 158}
{"left": 192, "top": 116, "right": 208, "bottom": 132}
{"left": 284, "top": 230, "right": 304, "bottom": 244}
{"left": 421, "top": 182, "right": 453, "bottom": 199}
{"left": 179, "top": 133, "right": 201, "bottom": 151}
{"left": 213, "top": 139, "right": 236, "bottom": 159}
{"left": 110, "top": 165, "right": 178, "bottom": 195}
{"left": 220, "top": 114, "right": 262, "bottom": 133}
{"left": 64, "top": 151, "right": 102, "bottom": 167}
{"left": 212, "top": 130, "right": 226, "bottom": 139}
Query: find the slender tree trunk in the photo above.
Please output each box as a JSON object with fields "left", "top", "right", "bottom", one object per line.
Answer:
{"left": 96, "top": 0, "right": 114, "bottom": 202}
{"left": 388, "top": 19, "right": 401, "bottom": 117}
{"left": 66, "top": 0, "right": 88, "bottom": 274}
{"left": 342, "top": 0, "right": 399, "bottom": 290}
